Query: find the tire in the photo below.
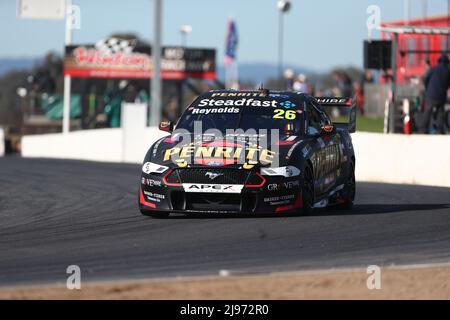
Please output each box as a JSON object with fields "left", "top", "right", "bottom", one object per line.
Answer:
{"left": 336, "top": 162, "right": 355, "bottom": 210}
{"left": 140, "top": 210, "right": 170, "bottom": 218}
{"left": 301, "top": 164, "right": 315, "bottom": 215}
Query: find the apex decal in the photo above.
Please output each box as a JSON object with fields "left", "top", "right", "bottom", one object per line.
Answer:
{"left": 183, "top": 184, "right": 244, "bottom": 194}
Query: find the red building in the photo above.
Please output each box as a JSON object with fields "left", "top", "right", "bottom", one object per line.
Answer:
{"left": 381, "top": 15, "right": 450, "bottom": 84}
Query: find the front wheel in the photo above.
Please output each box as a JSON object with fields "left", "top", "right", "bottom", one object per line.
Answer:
{"left": 301, "top": 164, "right": 315, "bottom": 215}
{"left": 336, "top": 162, "right": 355, "bottom": 210}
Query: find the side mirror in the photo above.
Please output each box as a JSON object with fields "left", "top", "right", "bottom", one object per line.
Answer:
{"left": 321, "top": 124, "right": 334, "bottom": 134}
{"left": 159, "top": 121, "right": 173, "bottom": 133}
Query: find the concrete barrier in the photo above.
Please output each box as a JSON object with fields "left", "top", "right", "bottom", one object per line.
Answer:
{"left": 21, "top": 127, "right": 168, "bottom": 163}
{"left": 352, "top": 132, "right": 450, "bottom": 188}
{"left": 21, "top": 129, "right": 450, "bottom": 188}
{"left": 0, "top": 127, "right": 4, "bottom": 157}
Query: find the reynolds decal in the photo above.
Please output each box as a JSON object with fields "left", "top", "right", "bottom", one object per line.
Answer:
{"left": 191, "top": 107, "right": 240, "bottom": 114}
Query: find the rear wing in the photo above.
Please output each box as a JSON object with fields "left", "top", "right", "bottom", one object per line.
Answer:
{"left": 315, "top": 97, "right": 356, "bottom": 133}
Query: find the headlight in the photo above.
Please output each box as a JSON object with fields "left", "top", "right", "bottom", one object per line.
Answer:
{"left": 261, "top": 166, "right": 301, "bottom": 177}
{"left": 142, "top": 162, "right": 169, "bottom": 174}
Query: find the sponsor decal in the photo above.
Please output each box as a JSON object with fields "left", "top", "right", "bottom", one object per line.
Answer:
{"left": 264, "top": 194, "right": 295, "bottom": 205}
{"left": 279, "top": 101, "right": 296, "bottom": 109}
{"left": 183, "top": 184, "right": 244, "bottom": 194}
{"left": 141, "top": 177, "right": 162, "bottom": 187}
{"left": 269, "top": 94, "right": 290, "bottom": 99}
{"left": 206, "top": 161, "right": 224, "bottom": 166}
{"left": 191, "top": 106, "right": 240, "bottom": 114}
{"left": 197, "top": 98, "right": 277, "bottom": 108}
{"left": 211, "top": 92, "right": 268, "bottom": 97}
{"left": 316, "top": 97, "right": 352, "bottom": 105}
{"left": 261, "top": 166, "right": 300, "bottom": 177}
{"left": 164, "top": 143, "right": 275, "bottom": 167}
{"left": 144, "top": 191, "right": 165, "bottom": 203}
{"left": 142, "top": 162, "right": 169, "bottom": 174}
{"left": 152, "top": 138, "right": 164, "bottom": 158}
{"left": 267, "top": 180, "right": 300, "bottom": 191}
{"left": 285, "top": 180, "right": 300, "bottom": 189}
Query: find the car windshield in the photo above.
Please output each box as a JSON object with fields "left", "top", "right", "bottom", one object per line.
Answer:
{"left": 176, "top": 95, "right": 304, "bottom": 135}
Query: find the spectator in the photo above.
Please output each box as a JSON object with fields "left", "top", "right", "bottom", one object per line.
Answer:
{"left": 420, "top": 54, "right": 450, "bottom": 134}
{"left": 333, "top": 71, "right": 353, "bottom": 97}
{"left": 293, "top": 74, "right": 309, "bottom": 93}
{"left": 284, "top": 69, "right": 295, "bottom": 90}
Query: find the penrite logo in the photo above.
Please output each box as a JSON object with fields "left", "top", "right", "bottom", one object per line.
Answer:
{"left": 205, "top": 172, "right": 224, "bottom": 180}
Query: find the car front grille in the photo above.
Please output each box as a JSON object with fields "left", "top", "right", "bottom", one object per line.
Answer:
{"left": 179, "top": 168, "right": 250, "bottom": 184}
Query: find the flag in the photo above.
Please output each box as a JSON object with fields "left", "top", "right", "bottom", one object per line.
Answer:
{"left": 224, "top": 19, "right": 238, "bottom": 65}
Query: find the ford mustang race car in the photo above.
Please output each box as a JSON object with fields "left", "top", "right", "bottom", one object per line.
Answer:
{"left": 139, "top": 89, "right": 356, "bottom": 217}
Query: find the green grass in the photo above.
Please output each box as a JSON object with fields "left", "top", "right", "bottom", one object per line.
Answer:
{"left": 334, "top": 116, "right": 384, "bottom": 133}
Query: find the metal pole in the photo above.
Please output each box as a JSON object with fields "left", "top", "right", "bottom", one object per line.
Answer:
{"left": 181, "top": 33, "right": 187, "bottom": 47}
{"left": 62, "top": 0, "right": 72, "bottom": 134}
{"left": 150, "top": 0, "right": 163, "bottom": 127}
{"left": 278, "top": 10, "right": 284, "bottom": 86}
{"left": 404, "top": 0, "right": 411, "bottom": 26}
{"left": 389, "top": 33, "right": 398, "bottom": 133}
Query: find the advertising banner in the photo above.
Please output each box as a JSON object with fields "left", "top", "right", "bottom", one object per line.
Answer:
{"left": 64, "top": 38, "right": 216, "bottom": 80}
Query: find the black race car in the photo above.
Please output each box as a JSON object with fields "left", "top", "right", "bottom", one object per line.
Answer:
{"left": 139, "top": 89, "right": 356, "bottom": 217}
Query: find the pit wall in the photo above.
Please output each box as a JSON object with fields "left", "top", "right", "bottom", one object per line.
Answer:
{"left": 351, "top": 132, "right": 450, "bottom": 187}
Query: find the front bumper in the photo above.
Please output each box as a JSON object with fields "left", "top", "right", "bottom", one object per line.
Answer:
{"left": 139, "top": 171, "right": 303, "bottom": 214}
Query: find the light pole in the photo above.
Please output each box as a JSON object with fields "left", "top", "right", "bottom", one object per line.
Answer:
{"left": 150, "top": 0, "right": 163, "bottom": 127}
{"left": 180, "top": 25, "right": 192, "bottom": 48}
{"left": 277, "top": 1, "right": 291, "bottom": 87}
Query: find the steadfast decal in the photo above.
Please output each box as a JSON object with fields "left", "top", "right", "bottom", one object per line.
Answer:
{"left": 197, "top": 98, "right": 277, "bottom": 108}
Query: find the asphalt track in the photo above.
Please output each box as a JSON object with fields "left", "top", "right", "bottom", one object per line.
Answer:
{"left": 1, "top": 157, "right": 450, "bottom": 287}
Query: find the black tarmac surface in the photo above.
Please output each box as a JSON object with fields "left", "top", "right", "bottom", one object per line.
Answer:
{"left": 1, "top": 157, "right": 449, "bottom": 287}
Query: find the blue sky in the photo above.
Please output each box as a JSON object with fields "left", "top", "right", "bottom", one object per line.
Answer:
{"left": 0, "top": 0, "right": 448, "bottom": 70}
